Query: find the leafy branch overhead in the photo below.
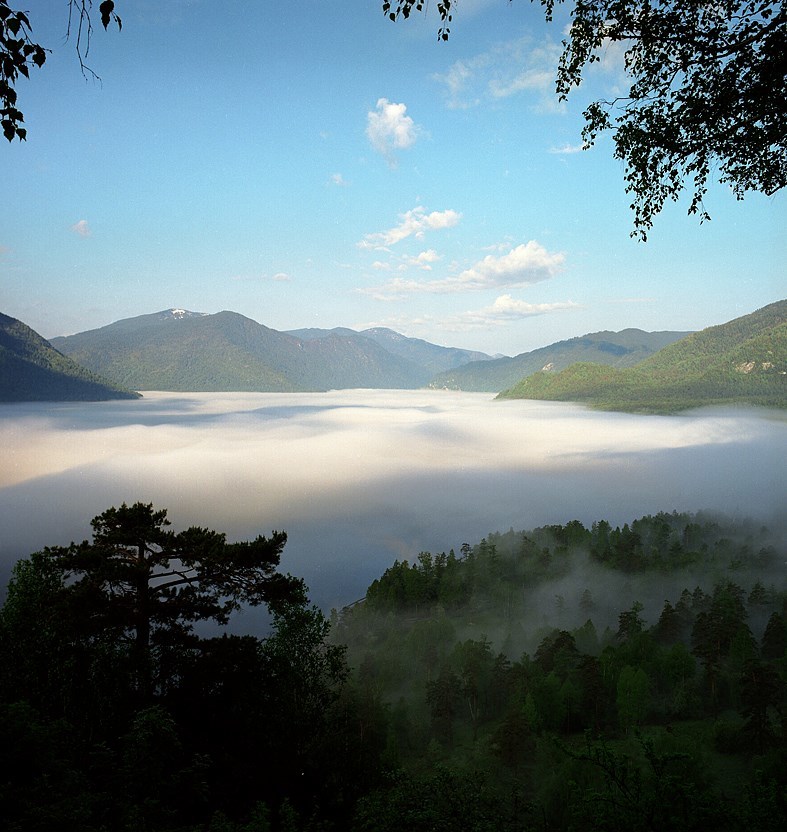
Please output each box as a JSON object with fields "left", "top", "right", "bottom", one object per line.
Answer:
{"left": 99, "top": 1, "right": 121, "bottom": 32}
{"left": 1, "top": 1, "right": 784, "bottom": 240}
{"left": 0, "top": 0, "right": 121, "bottom": 141}
{"left": 66, "top": 0, "right": 122, "bottom": 81}
{"left": 0, "top": 2, "right": 46, "bottom": 141}
{"left": 386, "top": 0, "right": 787, "bottom": 239}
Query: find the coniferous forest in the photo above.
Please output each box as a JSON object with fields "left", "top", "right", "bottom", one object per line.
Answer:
{"left": 2, "top": 503, "right": 786, "bottom": 831}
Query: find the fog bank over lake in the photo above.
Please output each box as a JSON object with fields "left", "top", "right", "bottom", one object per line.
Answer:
{"left": 1, "top": 390, "right": 785, "bottom": 611}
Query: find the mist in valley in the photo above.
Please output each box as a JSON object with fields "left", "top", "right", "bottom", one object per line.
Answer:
{"left": 443, "top": 521, "right": 786, "bottom": 664}
{"left": 1, "top": 390, "right": 785, "bottom": 626}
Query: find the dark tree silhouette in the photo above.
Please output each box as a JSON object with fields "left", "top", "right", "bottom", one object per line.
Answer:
{"left": 739, "top": 658, "right": 783, "bottom": 753}
{"left": 11, "top": 502, "right": 304, "bottom": 698}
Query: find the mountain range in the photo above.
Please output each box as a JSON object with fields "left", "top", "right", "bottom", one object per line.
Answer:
{"left": 498, "top": 300, "right": 787, "bottom": 412}
{"left": 428, "top": 328, "right": 690, "bottom": 392}
{"left": 0, "top": 312, "right": 139, "bottom": 402}
{"left": 49, "top": 310, "right": 492, "bottom": 392}
{"left": 2, "top": 303, "right": 784, "bottom": 410}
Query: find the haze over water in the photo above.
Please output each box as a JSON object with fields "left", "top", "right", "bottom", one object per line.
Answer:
{"left": 1, "top": 390, "right": 785, "bottom": 614}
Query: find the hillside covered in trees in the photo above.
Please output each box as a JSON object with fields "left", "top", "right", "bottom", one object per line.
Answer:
{"left": 498, "top": 300, "right": 787, "bottom": 412}
{"left": 0, "top": 312, "right": 140, "bottom": 402}
{"left": 428, "top": 328, "right": 689, "bottom": 392}
{"left": 2, "top": 504, "right": 786, "bottom": 830}
{"left": 49, "top": 310, "right": 491, "bottom": 392}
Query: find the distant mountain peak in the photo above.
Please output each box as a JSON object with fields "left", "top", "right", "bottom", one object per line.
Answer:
{"left": 363, "top": 327, "right": 402, "bottom": 339}
{"left": 164, "top": 308, "right": 207, "bottom": 320}
{"left": 51, "top": 311, "right": 493, "bottom": 392}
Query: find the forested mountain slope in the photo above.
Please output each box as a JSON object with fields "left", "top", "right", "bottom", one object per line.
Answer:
{"left": 428, "top": 328, "right": 689, "bottom": 392}
{"left": 288, "top": 325, "right": 492, "bottom": 378}
{"left": 332, "top": 509, "right": 787, "bottom": 830}
{"left": 51, "top": 309, "right": 437, "bottom": 391}
{"left": 0, "top": 312, "right": 140, "bottom": 401}
{"left": 498, "top": 300, "right": 787, "bottom": 412}
{"left": 52, "top": 309, "right": 490, "bottom": 392}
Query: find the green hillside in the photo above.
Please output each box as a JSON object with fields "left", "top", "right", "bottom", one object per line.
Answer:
{"left": 0, "top": 313, "right": 140, "bottom": 402}
{"left": 51, "top": 310, "right": 430, "bottom": 392}
{"left": 359, "top": 327, "right": 492, "bottom": 377}
{"left": 52, "top": 311, "right": 301, "bottom": 392}
{"left": 498, "top": 301, "right": 787, "bottom": 412}
{"left": 428, "top": 329, "right": 689, "bottom": 392}
{"left": 287, "top": 325, "right": 492, "bottom": 379}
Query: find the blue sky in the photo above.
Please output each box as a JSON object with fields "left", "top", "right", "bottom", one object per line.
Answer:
{"left": 1, "top": 0, "right": 783, "bottom": 356}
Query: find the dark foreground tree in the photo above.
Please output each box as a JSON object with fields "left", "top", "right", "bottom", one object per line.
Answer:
{"left": 386, "top": 0, "right": 787, "bottom": 239}
{"left": 560, "top": 733, "right": 727, "bottom": 830}
{"left": 1, "top": 502, "right": 305, "bottom": 701}
{"left": 353, "top": 765, "right": 530, "bottom": 832}
{"left": 0, "top": 504, "right": 368, "bottom": 829}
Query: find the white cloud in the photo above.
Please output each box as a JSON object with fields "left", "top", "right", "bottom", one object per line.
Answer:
{"left": 359, "top": 206, "right": 461, "bottom": 249}
{"left": 549, "top": 143, "right": 586, "bottom": 155}
{"left": 433, "top": 36, "right": 561, "bottom": 109}
{"left": 330, "top": 172, "right": 347, "bottom": 186}
{"left": 596, "top": 36, "right": 629, "bottom": 81}
{"left": 70, "top": 219, "right": 91, "bottom": 237}
{"left": 489, "top": 67, "right": 554, "bottom": 98}
{"left": 455, "top": 242, "right": 565, "bottom": 289}
{"left": 360, "top": 241, "right": 564, "bottom": 300}
{"left": 443, "top": 295, "right": 580, "bottom": 330}
{"left": 366, "top": 98, "right": 419, "bottom": 163}
{"left": 370, "top": 249, "right": 442, "bottom": 275}
{"left": 358, "top": 278, "right": 428, "bottom": 302}
{"left": 271, "top": 272, "right": 291, "bottom": 282}
{"left": 402, "top": 249, "right": 441, "bottom": 270}
{"left": 361, "top": 293, "right": 578, "bottom": 334}
{"left": 434, "top": 54, "right": 491, "bottom": 109}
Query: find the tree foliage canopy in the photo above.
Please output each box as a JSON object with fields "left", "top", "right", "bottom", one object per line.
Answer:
{"left": 386, "top": 0, "right": 787, "bottom": 239}
{"left": 5, "top": 501, "right": 306, "bottom": 698}
{"left": 0, "top": 504, "right": 361, "bottom": 829}
{"left": 0, "top": 0, "right": 46, "bottom": 141}
{"left": 1, "top": 1, "right": 122, "bottom": 141}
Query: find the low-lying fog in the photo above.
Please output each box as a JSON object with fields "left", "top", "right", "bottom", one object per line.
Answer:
{"left": 1, "top": 391, "right": 785, "bottom": 619}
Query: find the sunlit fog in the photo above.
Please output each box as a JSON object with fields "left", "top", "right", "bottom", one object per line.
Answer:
{"left": 1, "top": 390, "right": 785, "bottom": 611}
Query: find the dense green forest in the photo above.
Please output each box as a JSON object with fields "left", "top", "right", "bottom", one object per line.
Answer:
{"left": 498, "top": 300, "right": 786, "bottom": 412}
{"left": 0, "top": 312, "right": 140, "bottom": 402}
{"left": 49, "top": 310, "right": 487, "bottom": 393}
{"left": 2, "top": 504, "right": 786, "bottom": 830}
{"left": 428, "top": 329, "right": 689, "bottom": 393}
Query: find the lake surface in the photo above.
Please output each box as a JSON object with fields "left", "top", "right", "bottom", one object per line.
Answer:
{"left": 1, "top": 390, "right": 785, "bottom": 616}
